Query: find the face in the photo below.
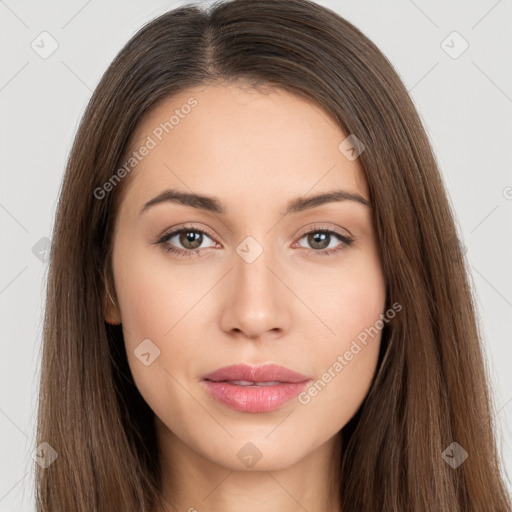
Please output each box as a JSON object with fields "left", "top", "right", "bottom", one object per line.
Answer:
{"left": 105, "top": 81, "right": 387, "bottom": 474}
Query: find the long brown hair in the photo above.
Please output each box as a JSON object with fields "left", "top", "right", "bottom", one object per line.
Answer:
{"left": 36, "top": 0, "right": 511, "bottom": 510}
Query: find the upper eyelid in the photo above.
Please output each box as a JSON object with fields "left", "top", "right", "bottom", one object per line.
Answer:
{"left": 159, "top": 223, "right": 217, "bottom": 242}
{"left": 295, "top": 223, "right": 351, "bottom": 239}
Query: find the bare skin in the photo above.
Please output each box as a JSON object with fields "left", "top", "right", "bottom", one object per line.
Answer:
{"left": 104, "top": 81, "right": 387, "bottom": 512}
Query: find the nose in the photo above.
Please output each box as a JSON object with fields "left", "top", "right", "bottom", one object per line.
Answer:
{"left": 218, "top": 241, "right": 292, "bottom": 341}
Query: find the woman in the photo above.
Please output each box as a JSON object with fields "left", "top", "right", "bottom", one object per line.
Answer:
{"left": 35, "top": 0, "right": 511, "bottom": 510}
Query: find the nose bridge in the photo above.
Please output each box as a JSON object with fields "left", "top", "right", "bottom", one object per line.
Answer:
{"left": 235, "top": 234, "right": 275, "bottom": 294}
{"left": 219, "top": 233, "right": 290, "bottom": 338}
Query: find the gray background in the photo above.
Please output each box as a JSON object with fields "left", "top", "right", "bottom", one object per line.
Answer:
{"left": 1, "top": 0, "right": 511, "bottom": 509}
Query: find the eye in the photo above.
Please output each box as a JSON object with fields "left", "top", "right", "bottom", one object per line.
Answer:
{"left": 294, "top": 226, "right": 354, "bottom": 257}
{"left": 155, "top": 224, "right": 218, "bottom": 258}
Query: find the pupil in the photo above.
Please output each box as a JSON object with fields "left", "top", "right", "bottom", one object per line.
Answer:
{"left": 310, "top": 232, "right": 328, "bottom": 249}
{"left": 182, "top": 231, "right": 201, "bottom": 249}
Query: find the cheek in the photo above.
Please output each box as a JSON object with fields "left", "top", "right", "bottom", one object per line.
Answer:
{"left": 111, "top": 239, "right": 223, "bottom": 405}
{"left": 298, "top": 252, "right": 386, "bottom": 417}
{"left": 302, "top": 246, "right": 386, "bottom": 350}
{"left": 113, "top": 238, "right": 208, "bottom": 341}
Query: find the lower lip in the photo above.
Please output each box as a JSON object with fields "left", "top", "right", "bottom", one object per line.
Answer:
{"left": 201, "top": 380, "right": 310, "bottom": 413}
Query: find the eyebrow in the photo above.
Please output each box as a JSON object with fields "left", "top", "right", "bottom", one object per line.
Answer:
{"left": 139, "top": 188, "right": 370, "bottom": 216}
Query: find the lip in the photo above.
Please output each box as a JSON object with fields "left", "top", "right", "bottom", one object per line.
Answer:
{"left": 201, "top": 363, "right": 312, "bottom": 413}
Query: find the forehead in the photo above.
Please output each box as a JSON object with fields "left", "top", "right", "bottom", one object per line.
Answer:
{"left": 118, "top": 81, "right": 369, "bottom": 213}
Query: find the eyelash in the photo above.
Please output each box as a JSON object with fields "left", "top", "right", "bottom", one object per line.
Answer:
{"left": 154, "top": 223, "right": 354, "bottom": 259}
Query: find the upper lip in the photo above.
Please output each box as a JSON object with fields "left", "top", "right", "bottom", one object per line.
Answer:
{"left": 202, "top": 363, "right": 310, "bottom": 383}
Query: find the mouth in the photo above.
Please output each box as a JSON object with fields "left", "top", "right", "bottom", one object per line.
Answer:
{"left": 218, "top": 380, "right": 284, "bottom": 387}
{"left": 201, "top": 363, "right": 312, "bottom": 413}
